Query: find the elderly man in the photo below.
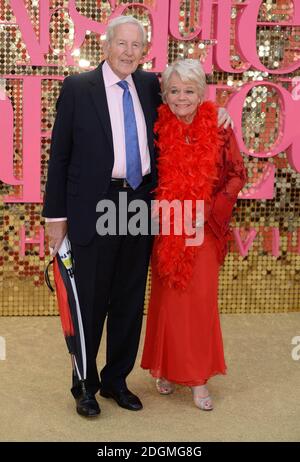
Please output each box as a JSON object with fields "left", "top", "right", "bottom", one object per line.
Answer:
{"left": 43, "top": 15, "right": 231, "bottom": 417}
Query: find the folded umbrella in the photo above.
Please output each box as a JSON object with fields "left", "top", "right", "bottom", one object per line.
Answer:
{"left": 45, "top": 236, "right": 87, "bottom": 383}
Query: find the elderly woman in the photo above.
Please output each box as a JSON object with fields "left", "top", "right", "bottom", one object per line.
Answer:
{"left": 141, "top": 59, "right": 247, "bottom": 410}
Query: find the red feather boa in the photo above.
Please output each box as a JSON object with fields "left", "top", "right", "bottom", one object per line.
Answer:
{"left": 153, "top": 102, "right": 220, "bottom": 290}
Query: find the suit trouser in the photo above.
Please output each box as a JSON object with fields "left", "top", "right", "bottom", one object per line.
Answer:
{"left": 70, "top": 183, "right": 153, "bottom": 397}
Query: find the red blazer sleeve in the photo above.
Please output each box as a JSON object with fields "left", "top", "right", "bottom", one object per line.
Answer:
{"left": 207, "top": 127, "right": 247, "bottom": 257}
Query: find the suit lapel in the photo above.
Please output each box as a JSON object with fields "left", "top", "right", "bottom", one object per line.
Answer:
{"left": 88, "top": 63, "right": 114, "bottom": 154}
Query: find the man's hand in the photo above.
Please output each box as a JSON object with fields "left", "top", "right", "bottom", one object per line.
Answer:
{"left": 218, "top": 107, "right": 233, "bottom": 129}
{"left": 46, "top": 221, "right": 68, "bottom": 257}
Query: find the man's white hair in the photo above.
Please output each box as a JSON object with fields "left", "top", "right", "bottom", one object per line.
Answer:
{"left": 106, "top": 15, "right": 146, "bottom": 45}
{"left": 161, "top": 59, "right": 206, "bottom": 102}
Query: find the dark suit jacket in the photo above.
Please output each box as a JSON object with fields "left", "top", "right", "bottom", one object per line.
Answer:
{"left": 42, "top": 62, "right": 162, "bottom": 245}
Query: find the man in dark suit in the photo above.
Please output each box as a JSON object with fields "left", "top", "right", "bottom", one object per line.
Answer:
{"left": 43, "top": 16, "right": 161, "bottom": 417}
{"left": 43, "top": 15, "right": 231, "bottom": 418}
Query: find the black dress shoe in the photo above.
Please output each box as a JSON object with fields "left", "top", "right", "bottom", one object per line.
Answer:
{"left": 100, "top": 387, "right": 143, "bottom": 411}
{"left": 75, "top": 390, "right": 101, "bottom": 417}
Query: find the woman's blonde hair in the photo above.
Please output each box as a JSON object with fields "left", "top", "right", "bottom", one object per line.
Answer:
{"left": 161, "top": 59, "right": 206, "bottom": 102}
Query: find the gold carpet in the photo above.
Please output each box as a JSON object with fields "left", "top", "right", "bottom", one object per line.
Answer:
{"left": 0, "top": 314, "right": 299, "bottom": 442}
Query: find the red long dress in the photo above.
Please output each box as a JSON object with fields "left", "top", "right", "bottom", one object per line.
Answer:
{"left": 141, "top": 122, "right": 247, "bottom": 386}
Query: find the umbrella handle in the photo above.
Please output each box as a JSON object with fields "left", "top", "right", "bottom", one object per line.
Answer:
{"left": 44, "top": 259, "right": 55, "bottom": 292}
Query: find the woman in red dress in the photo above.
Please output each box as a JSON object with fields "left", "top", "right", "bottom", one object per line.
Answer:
{"left": 141, "top": 59, "right": 247, "bottom": 410}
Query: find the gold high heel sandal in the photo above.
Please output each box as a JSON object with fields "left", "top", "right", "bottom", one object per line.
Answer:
{"left": 155, "top": 378, "right": 175, "bottom": 395}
